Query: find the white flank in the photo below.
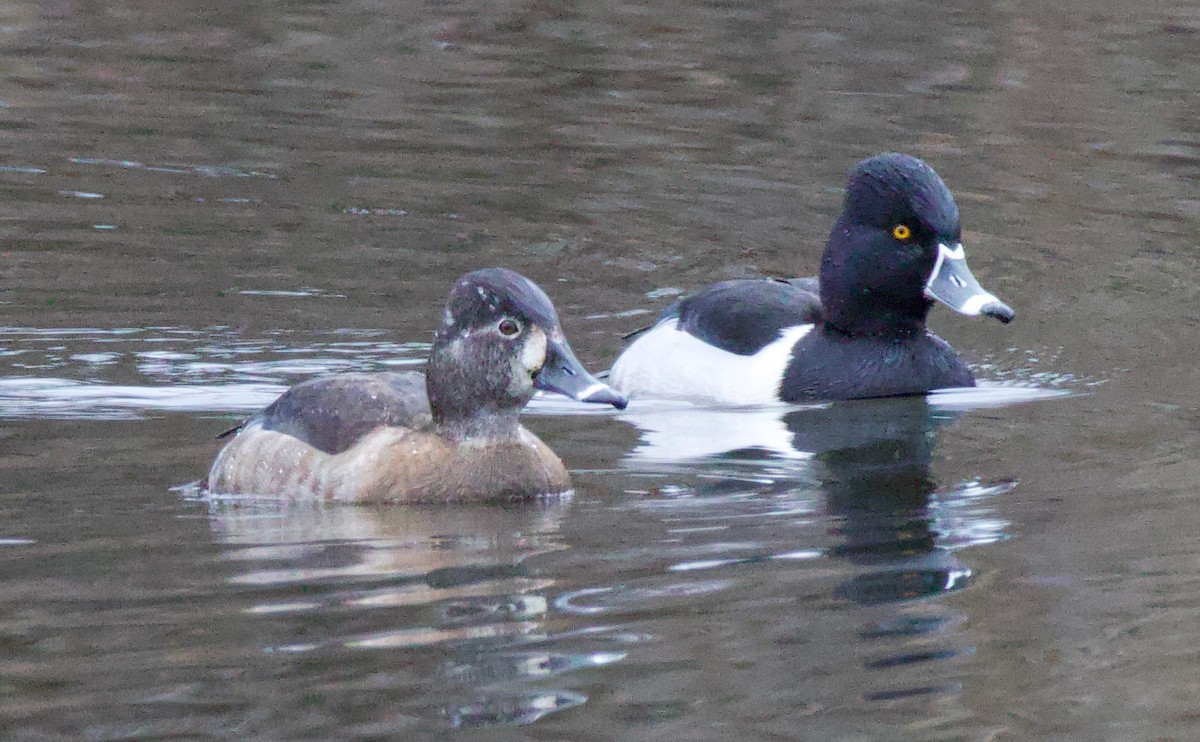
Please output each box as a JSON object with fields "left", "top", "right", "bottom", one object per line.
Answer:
{"left": 609, "top": 318, "right": 813, "bottom": 405}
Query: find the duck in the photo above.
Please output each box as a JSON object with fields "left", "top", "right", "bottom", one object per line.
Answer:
{"left": 608, "top": 153, "right": 1014, "bottom": 405}
{"left": 207, "top": 268, "right": 627, "bottom": 503}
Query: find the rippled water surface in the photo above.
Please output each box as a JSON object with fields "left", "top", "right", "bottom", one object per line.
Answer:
{"left": 3, "top": 0, "right": 1200, "bottom": 739}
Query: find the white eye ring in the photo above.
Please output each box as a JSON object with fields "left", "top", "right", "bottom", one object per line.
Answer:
{"left": 497, "top": 317, "right": 522, "bottom": 338}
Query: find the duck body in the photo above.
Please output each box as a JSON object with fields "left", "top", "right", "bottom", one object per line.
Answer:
{"left": 778, "top": 321, "right": 972, "bottom": 402}
{"left": 611, "top": 277, "right": 973, "bottom": 404}
{"left": 207, "top": 402, "right": 570, "bottom": 504}
{"left": 609, "top": 153, "right": 1014, "bottom": 405}
{"left": 207, "top": 269, "right": 626, "bottom": 504}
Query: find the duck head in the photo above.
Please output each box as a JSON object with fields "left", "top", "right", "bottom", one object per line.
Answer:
{"left": 819, "top": 153, "right": 1014, "bottom": 337}
{"left": 426, "top": 268, "right": 627, "bottom": 429}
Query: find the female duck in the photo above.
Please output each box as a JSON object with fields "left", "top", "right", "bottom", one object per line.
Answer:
{"left": 207, "top": 268, "right": 626, "bottom": 503}
{"left": 609, "top": 153, "right": 1015, "bottom": 405}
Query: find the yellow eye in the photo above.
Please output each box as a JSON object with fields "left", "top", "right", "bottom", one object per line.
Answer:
{"left": 892, "top": 224, "right": 912, "bottom": 240}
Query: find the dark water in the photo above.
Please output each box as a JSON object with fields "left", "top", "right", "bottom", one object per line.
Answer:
{"left": 2, "top": 0, "right": 1200, "bottom": 739}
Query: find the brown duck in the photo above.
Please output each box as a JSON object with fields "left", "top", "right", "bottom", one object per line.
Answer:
{"left": 207, "top": 268, "right": 626, "bottom": 503}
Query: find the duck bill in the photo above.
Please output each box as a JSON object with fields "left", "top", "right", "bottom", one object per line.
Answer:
{"left": 924, "top": 242, "right": 1015, "bottom": 324}
{"left": 535, "top": 338, "right": 629, "bottom": 409}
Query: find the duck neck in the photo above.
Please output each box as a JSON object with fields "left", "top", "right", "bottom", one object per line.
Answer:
{"left": 433, "top": 406, "right": 524, "bottom": 441}
{"left": 821, "top": 307, "right": 928, "bottom": 340}
{"left": 425, "top": 345, "right": 528, "bottom": 441}
{"left": 819, "top": 226, "right": 932, "bottom": 340}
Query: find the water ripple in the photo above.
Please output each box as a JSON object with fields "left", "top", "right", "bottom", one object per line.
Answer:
{"left": 69, "top": 156, "right": 278, "bottom": 179}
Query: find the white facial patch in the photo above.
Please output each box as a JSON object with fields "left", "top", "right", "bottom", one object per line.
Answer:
{"left": 520, "top": 326, "right": 548, "bottom": 374}
{"left": 608, "top": 318, "right": 813, "bottom": 405}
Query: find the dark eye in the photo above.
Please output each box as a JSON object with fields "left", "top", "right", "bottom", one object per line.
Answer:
{"left": 497, "top": 318, "right": 522, "bottom": 337}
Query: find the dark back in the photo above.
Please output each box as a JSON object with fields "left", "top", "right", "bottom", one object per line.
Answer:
{"left": 258, "top": 372, "right": 433, "bottom": 455}
{"left": 667, "top": 278, "right": 822, "bottom": 356}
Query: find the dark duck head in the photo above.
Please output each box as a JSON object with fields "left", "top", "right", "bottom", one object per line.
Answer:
{"left": 819, "top": 153, "right": 1014, "bottom": 338}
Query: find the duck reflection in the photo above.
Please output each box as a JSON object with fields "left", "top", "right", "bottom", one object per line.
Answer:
{"left": 618, "top": 393, "right": 1017, "bottom": 701}
{"left": 799, "top": 398, "right": 975, "bottom": 606}
{"left": 203, "top": 497, "right": 615, "bottom": 728}
{"left": 620, "top": 396, "right": 1012, "bottom": 596}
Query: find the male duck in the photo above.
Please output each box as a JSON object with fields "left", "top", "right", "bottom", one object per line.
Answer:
{"left": 609, "top": 153, "right": 1014, "bottom": 405}
{"left": 207, "top": 268, "right": 627, "bottom": 503}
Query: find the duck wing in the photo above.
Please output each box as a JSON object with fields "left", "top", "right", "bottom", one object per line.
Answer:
{"left": 624, "top": 277, "right": 821, "bottom": 347}
{"left": 781, "top": 275, "right": 820, "bottom": 296}
{"left": 233, "top": 372, "right": 433, "bottom": 455}
{"left": 661, "top": 277, "right": 822, "bottom": 355}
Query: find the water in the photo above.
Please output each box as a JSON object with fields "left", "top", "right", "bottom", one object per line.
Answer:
{"left": 2, "top": 0, "right": 1200, "bottom": 739}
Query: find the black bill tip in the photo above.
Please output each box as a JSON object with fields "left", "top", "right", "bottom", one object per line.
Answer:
{"left": 981, "top": 301, "right": 1015, "bottom": 324}
{"left": 577, "top": 382, "right": 629, "bottom": 410}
